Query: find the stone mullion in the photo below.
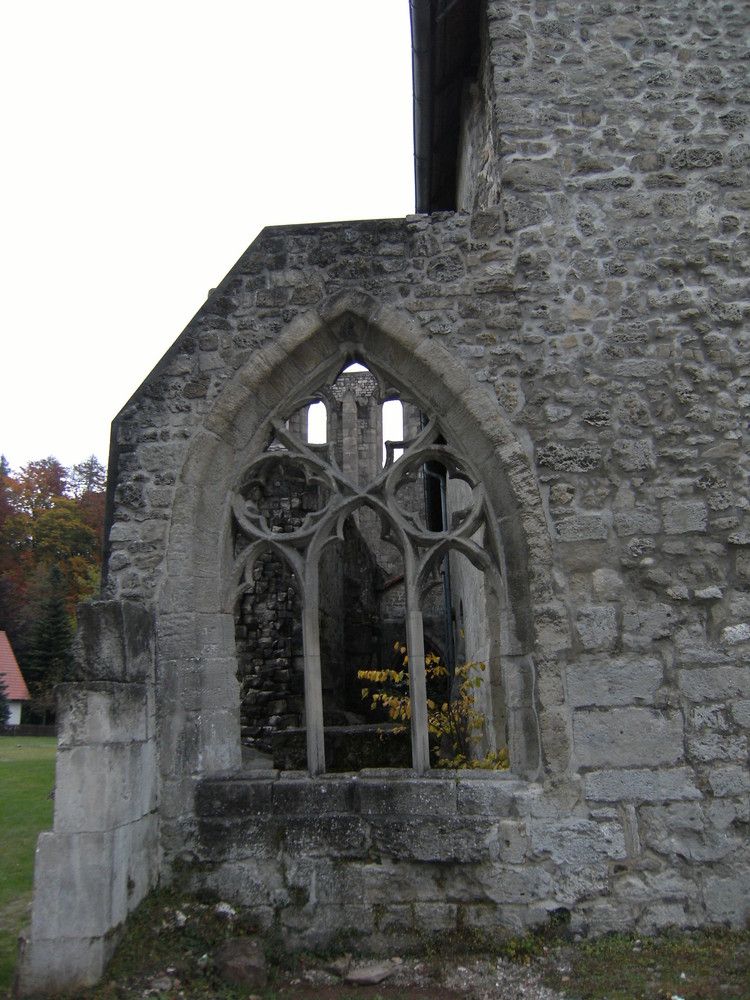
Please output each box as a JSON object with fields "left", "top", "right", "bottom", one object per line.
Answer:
{"left": 301, "top": 559, "right": 326, "bottom": 776}
{"left": 404, "top": 546, "right": 430, "bottom": 774}
{"left": 381, "top": 457, "right": 432, "bottom": 773}
{"left": 301, "top": 496, "right": 358, "bottom": 777}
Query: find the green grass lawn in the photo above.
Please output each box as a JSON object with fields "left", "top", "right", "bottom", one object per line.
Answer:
{"left": 0, "top": 736, "right": 56, "bottom": 996}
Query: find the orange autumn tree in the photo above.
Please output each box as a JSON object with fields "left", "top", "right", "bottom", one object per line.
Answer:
{"left": 0, "top": 454, "right": 106, "bottom": 721}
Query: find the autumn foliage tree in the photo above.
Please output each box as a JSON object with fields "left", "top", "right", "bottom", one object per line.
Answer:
{"left": 0, "top": 454, "right": 106, "bottom": 722}
{"left": 358, "top": 646, "right": 509, "bottom": 770}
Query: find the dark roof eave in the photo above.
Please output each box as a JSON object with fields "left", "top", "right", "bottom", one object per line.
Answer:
{"left": 410, "top": 0, "right": 433, "bottom": 214}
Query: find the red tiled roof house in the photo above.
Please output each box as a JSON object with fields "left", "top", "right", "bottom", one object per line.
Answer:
{"left": 0, "top": 631, "right": 30, "bottom": 726}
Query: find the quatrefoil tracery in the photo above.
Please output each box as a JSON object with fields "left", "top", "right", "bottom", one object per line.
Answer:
{"left": 232, "top": 416, "right": 501, "bottom": 598}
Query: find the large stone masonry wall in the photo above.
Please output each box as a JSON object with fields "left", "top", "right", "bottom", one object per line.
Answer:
{"left": 101, "top": 201, "right": 750, "bottom": 931}
{"left": 186, "top": 768, "right": 743, "bottom": 945}
{"left": 94, "top": 0, "right": 750, "bottom": 941}
{"left": 468, "top": 0, "right": 749, "bottom": 219}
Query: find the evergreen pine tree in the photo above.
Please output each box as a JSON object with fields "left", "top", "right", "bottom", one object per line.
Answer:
{"left": 25, "top": 565, "right": 74, "bottom": 724}
{"left": 0, "top": 675, "right": 9, "bottom": 726}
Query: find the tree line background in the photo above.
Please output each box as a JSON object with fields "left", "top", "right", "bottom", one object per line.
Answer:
{"left": 0, "top": 455, "right": 106, "bottom": 724}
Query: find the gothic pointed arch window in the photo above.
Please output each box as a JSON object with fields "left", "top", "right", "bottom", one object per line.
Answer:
{"left": 231, "top": 360, "right": 508, "bottom": 775}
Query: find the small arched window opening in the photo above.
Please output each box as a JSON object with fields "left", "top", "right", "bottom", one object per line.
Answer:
{"left": 307, "top": 400, "right": 327, "bottom": 444}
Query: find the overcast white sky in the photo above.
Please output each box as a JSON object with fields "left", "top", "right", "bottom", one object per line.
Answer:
{"left": 0, "top": 1, "right": 415, "bottom": 474}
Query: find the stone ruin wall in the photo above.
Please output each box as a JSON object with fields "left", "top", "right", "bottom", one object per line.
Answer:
{"left": 100, "top": 198, "right": 749, "bottom": 931}
{"left": 102, "top": 0, "right": 749, "bottom": 933}
{"left": 102, "top": 0, "right": 746, "bottom": 906}
{"left": 16, "top": 2, "right": 750, "bottom": 993}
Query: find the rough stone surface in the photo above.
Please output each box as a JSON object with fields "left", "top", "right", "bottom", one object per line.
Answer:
{"left": 345, "top": 961, "right": 399, "bottom": 985}
{"left": 213, "top": 936, "right": 267, "bottom": 989}
{"left": 18, "top": 1, "right": 750, "bottom": 993}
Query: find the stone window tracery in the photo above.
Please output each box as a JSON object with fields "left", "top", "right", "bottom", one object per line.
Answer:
{"left": 232, "top": 365, "right": 506, "bottom": 775}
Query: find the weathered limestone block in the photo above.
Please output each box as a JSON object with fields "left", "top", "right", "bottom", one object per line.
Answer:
{"left": 181, "top": 858, "right": 290, "bottom": 918}
{"left": 677, "top": 666, "right": 750, "bottom": 702}
{"left": 674, "top": 625, "right": 731, "bottom": 667}
{"left": 283, "top": 815, "right": 371, "bottom": 859}
{"left": 197, "top": 706, "right": 242, "bottom": 772}
{"left": 707, "top": 796, "right": 749, "bottom": 830}
{"left": 273, "top": 776, "right": 356, "bottom": 814}
{"left": 17, "top": 933, "right": 108, "bottom": 998}
{"left": 612, "top": 870, "right": 695, "bottom": 908}
{"left": 455, "top": 775, "right": 536, "bottom": 817}
{"left": 584, "top": 767, "right": 701, "bottom": 803}
{"left": 556, "top": 514, "right": 608, "bottom": 542}
{"left": 639, "top": 901, "right": 696, "bottom": 935}
{"left": 573, "top": 708, "right": 684, "bottom": 768}
{"left": 196, "top": 776, "right": 275, "bottom": 817}
{"left": 54, "top": 740, "right": 157, "bottom": 833}
{"left": 485, "top": 821, "right": 528, "bottom": 864}
{"left": 663, "top": 501, "right": 707, "bottom": 535}
{"left": 28, "top": 831, "right": 116, "bottom": 941}
{"left": 56, "top": 680, "right": 154, "bottom": 746}
{"left": 157, "top": 610, "right": 236, "bottom": 665}
{"left": 573, "top": 898, "right": 627, "bottom": 937}
{"left": 689, "top": 703, "right": 730, "bottom": 733}
{"left": 17, "top": 815, "right": 158, "bottom": 996}
{"left": 703, "top": 873, "right": 750, "bottom": 925}
{"left": 611, "top": 439, "right": 656, "bottom": 472}
{"left": 720, "top": 623, "right": 750, "bottom": 646}
{"left": 554, "top": 863, "right": 613, "bottom": 907}
{"left": 196, "top": 815, "right": 282, "bottom": 862}
{"left": 360, "top": 859, "right": 461, "bottom": 903}
{"left": 502, "top": 158, "right": 561, "bottom": 192}
{"left": 530, "top": 818, "right": 626, "bottom": 866}
{"left": 369, "top": 816, "right": 496, "bottom": 863}
{"left": 533, "top": 603, "right": 571, "bottom": 651}
{"left": 686, "top": 732, "right": 748, "bottom": 763}
{"left": 592, "top": 567, "right": 625, "bottom": 600}
{"left": 355, "top": 776, "right": 457, "bottom": 817}
{"left": 112, "top": 814, "right": 159, "bottom": 920}
{"left": 622, "top": 604, "right": 680, "bottom": 650}
{"left": 479, "top": 864, "right": 555, "bottom": 905}
{"left": 537, "top": 443, "right": 601, "bottom": 472}
{"left": 566, "top": 656, "right": 663, "bottom": 707}
{"left": 707, "top": 764, "right": 750, "bottom": 798}
{"left": 575, "top": 606, "right": 618, "bottom": 651}
{"left": 613, "top": 509, "right": 661, "bottom": 537}
{"left": 73, "top": 600, "right": 155, "bottom": 682}
{"left": 277, "top": 892, "right": 378, "bottom": 948}
{"left": 640, "top": 802, "right": 742, "bottom": 863}
{"left": 502, "top": 193, "right": 547, "bottom": 231}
